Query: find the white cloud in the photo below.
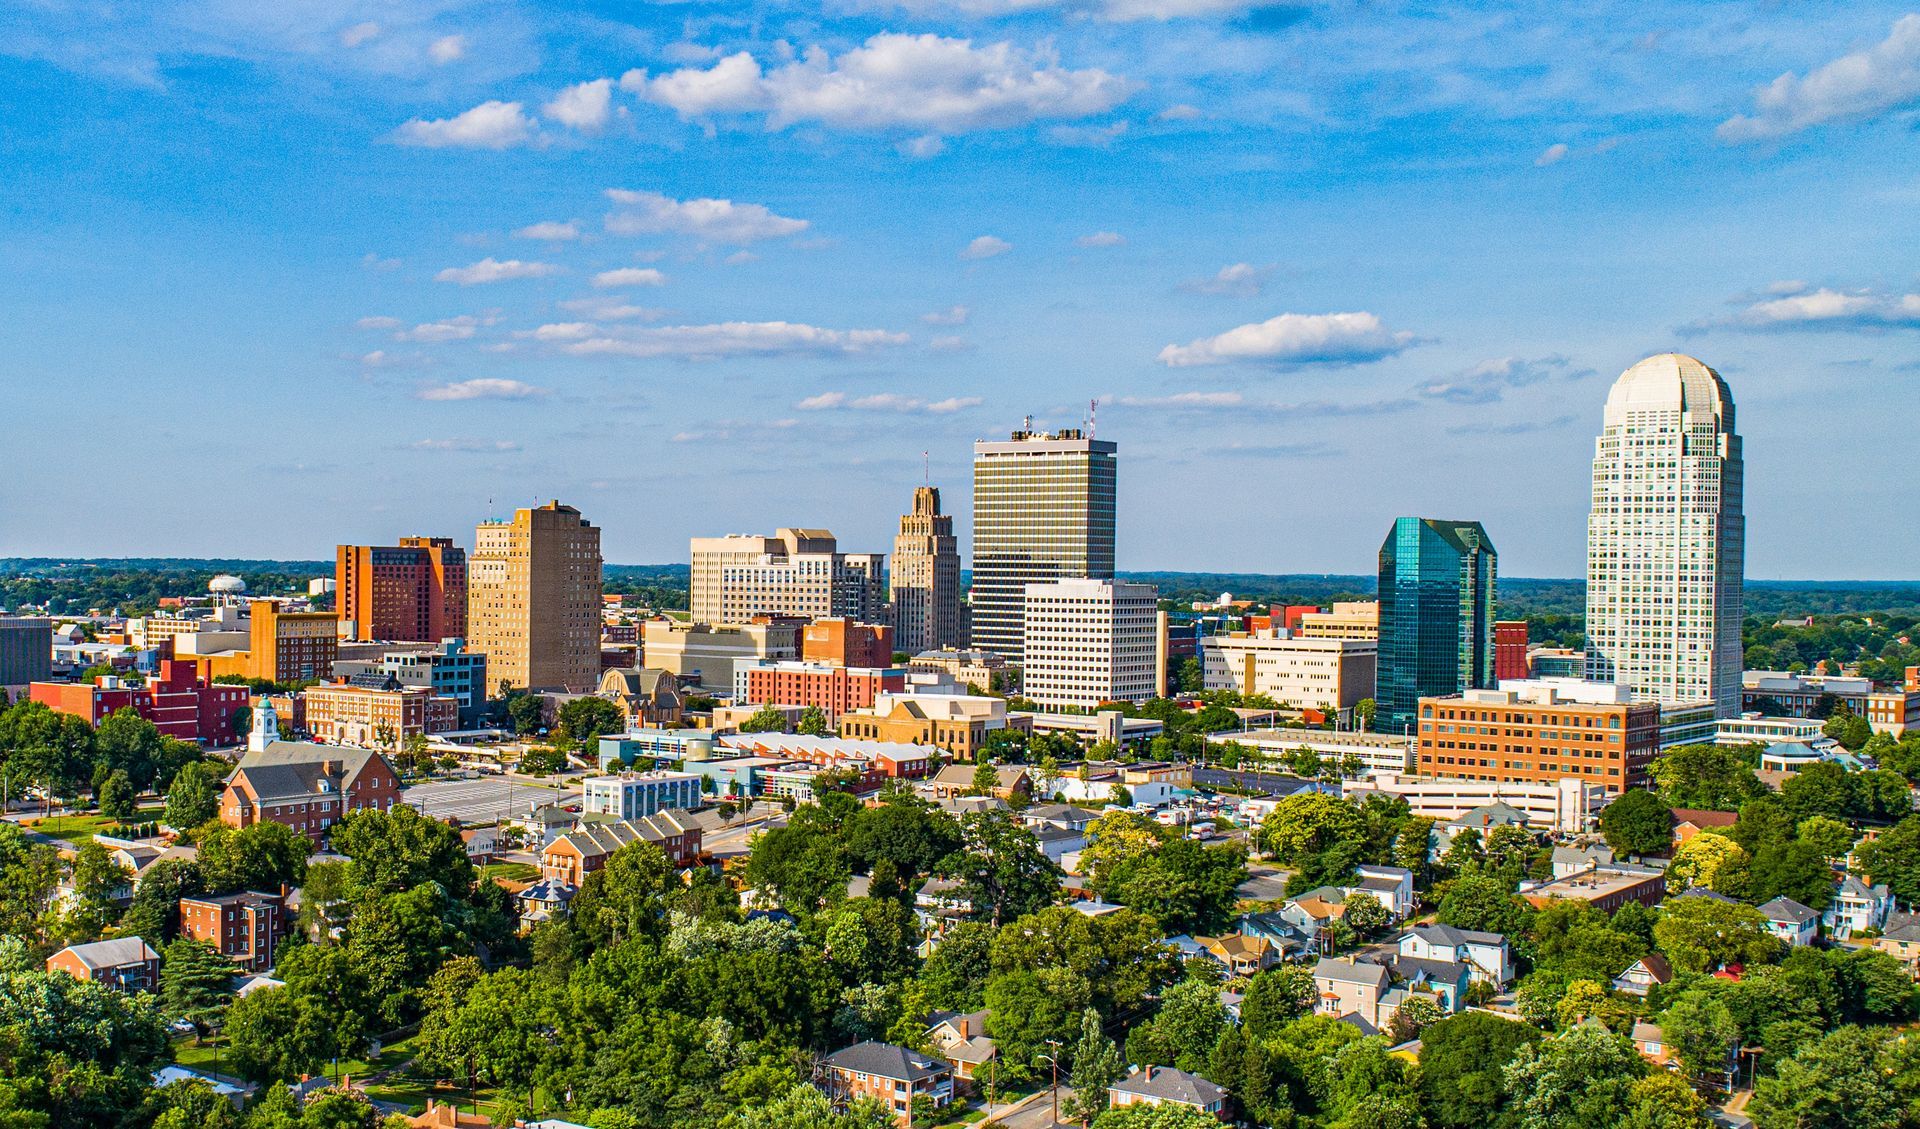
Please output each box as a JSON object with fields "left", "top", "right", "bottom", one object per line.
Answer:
{"left": 557, "top": 297, "right": 665, "bottom": 321}
{"left": 1114, "top": 391, "right": 1245, "bottom": 408}
{"left": 1416, "top": 355, "right": 1584, "bottom": 403}
{"left": 1076, "top": 231, "right": 1124, "bottom": 247}
{"left": 899, "top": 135, "right": 946, "bottom": 158}
{"left": 603, "top": 189, "right": 809, "bottom": 244}
{"left": 923, "top": 305, "right": 970, "bottom": 325}
{"left": 724, "top": 251, "right": 758, "bottom": 265}
{"left": 397, "top": 315, "right": 487, "bottom": 343}
{"left": 429, "top": 35, "right": 466, "bottom": 65}
{"left": 355, "top": 316, "right": 403, "bottom": 330}
{"left": 1534, "top": 142, "right": 1569, "bottom": 166}
{"left": 1182, "top": 262, "right": 1271, "bottom": 296}
{"left": 1717, "top": 285, "right": 1920, "bottom": 329}
{"left": 1156, "top": 103, "right": 1202, "bottom": 121}
{"left": 545, "top": 78, "right": 615, "bottom": 131}
{"left": 632, "top": 34, "right": 1131, "bottom": 134}
{"left": 361, "top": 253, "right": 402, "bottom": 272}
{"left": 513, "top": 220, "right": 580, "bottom": 241}
{"left": 411, "top": 438, "right": 522, "bottom": 452}
{"left": 928, "top": 335, "right": 973, "bottom": 353}
{"left": 562, "top": 322, "right": 910, "bottom": 360}
{"left": 340, "top": 21, "right": 379, "bottom": 48}
{"left": 1159, "top": 311, "right": 1414, "bottom": 367}
{"left": 416, "top": 378, "right": 550, "bottom": 401}
{"left": 798, "top": 391, "right": 983, "bottom": 413}
{"left": 393, "top": 101, "right": 535, "bottom": 149}
{"left": 515, "top": 323, "right": 597, "bottom": 341}
{"left": 1048, "top": 121, "right": 1128, "bottom": 147}
{"left": 436, "top": 257, "right": 560, "bottom": 285}
{"left": 592, "top": 267, "right": 667, "bottom": 288}
{"left": 360, "top": 350, "right": 393, "bottom": 367}
{"left": 1719, "top": 15, "right": 1920, "bottom": 142}
{"left": 961, "top": 235, "right": 1011, "bottom": 260}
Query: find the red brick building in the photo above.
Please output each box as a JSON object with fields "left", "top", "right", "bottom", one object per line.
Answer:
{"left": 539, "top": 811, "right": 703, "bottom": 885}
{"left": 45, "top": 937, "right": 161, "bottom": 991}
{"left": 220, "top": 740, "right": 403, "bottom": 845}
{"left": 336, "top": 538, "right": 467, "bottom": 643}
{"left": 30, "top": 659, "right": 249, "bottom": 744}
{"left": 816, "top": 1041, "right": 953, "bottom": 1126}
{"left": 742, "top": 662, "right": 906, "bottom": 722}
{"left": 801, "top": 619, "right": 896, "bottom": 669}
{"left": 180, "top": 890, "right": 288, "bottom": 972}
{"left": 1494, "top": 621, "right": 1530, "bottom": 683}
{"left": 299, "top": 682, "right": 459, "bottom": 747}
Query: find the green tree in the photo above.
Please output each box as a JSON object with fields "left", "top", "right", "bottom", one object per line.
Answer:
{"left": 1094, "top": 1103, "right": 1226, "bottom": 1129}
{"left": 120, "top": 856, "right": 204, "bottom": 945}
{"left": 1125, "top": 978, "right": 1225, "bottom": 1073}
{"left": 197, "top": 820, "right": 310, "bottom": 894}
{"left": 159, "top": 938, "right": 236, "bottom": 1035}
{"left": 1821, "top": 706, "right": 1872, "bottom": 751}
{"left": 557, "top": 697, "right": 625, "bottom": 746}
{"left": 739, "top": 706, "right": 790, "bottom": 734}
{"left": 1652, "top": 895, "right": 1782, "bottom": 973}
{"left": 60, "top": 842, "right": 131, "bottom": 941}
{"left": 1646, "top": 744, "right": 1765, "bottom": 811}
{"left": 1103, "top": 835, "right": 1248, "bottom": 936}
{"left": 330, "top": 804, "right": 474, "bottom": 899}
{"left": 96, "top": 769, "right": 136, "bottom": 820}
{"left": 1665, "top": 831, "right": 1747, "bottom": 892}
{"left": 1240, "top": 963, "right": 1318, "bottom": 1039}
{"left": 223, "top": 984, "right": 334, "bottom": 1085}
{"left": 795, "top": 706, "right": 831, "bottom": 737}
{"left": 1749, "top": 1026, "right": 1904, "bottom": 1129}
{"left": 1502, "top": 1025, "right": 1650, "bottom": 1129}
{"left": 1260, "top": 792, "right": 1365, "bottom": 864}
{"left": 0, "top": 936, "right": 171, "bottom": 1126}
{"left": 1417, "top": 1010, "right": 1542, "bottom": 1128}
{"left": 1342, "top": 890, "right": 1392, "bottom": 938}
{"left": 943, "top": 809, "right": 1060, "bottom": 928}
{"left": 984, "top": 966, "right": 1089, "bottom": 1085}
{"left": 164, "top": 761, "right": 224, "bottom": 831}
{"left": 1436, "top": 872, "right": 1529, "bottom": 937}
{"left": 1599, "top": 789, "right": 1673, "bottom": 857}
{"left": 1062, "top": 1007, "right": 1126, "bottom": 1124}
{"left": 94, "top": 707, "right": 164, "bottom": 792}
{"left": 569, "top": 840, "right": 680, "bottom": 952}
{"left": 1856, "top": 815, "right": 1920, "bottom": 904}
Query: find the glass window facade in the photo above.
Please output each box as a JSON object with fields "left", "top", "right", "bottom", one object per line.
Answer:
{"left": 1376, "top": 517, "right": 1497, "bottom": 734}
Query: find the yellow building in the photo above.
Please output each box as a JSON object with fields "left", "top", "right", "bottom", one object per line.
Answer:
{"left": 469, "top": 501, "right": 603, "bottom": 693}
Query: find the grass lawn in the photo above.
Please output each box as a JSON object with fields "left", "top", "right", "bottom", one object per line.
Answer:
{"left": 25, "top": 806, "right": 162, "bottom": 839}
{"left": 170, "top": 1036, "right": 233, "bottom": 1075}
{"left": 480, "top": 862, "right": 539, "bottom": 882}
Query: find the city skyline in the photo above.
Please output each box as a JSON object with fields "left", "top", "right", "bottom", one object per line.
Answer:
{"left": 4, "top": 4, "right": 1920, "bottom": 577}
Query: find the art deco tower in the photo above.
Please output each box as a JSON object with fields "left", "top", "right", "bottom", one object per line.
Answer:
{"left": 891, "top": 486, "right": 964, "bottom": 653}
{"left": 1584, "top": 353, "right": 1745, "bottom": 716}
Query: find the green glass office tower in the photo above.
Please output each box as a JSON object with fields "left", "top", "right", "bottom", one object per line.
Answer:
{"left": 1376, "top": 517, "right": 1498, "bottom": 733}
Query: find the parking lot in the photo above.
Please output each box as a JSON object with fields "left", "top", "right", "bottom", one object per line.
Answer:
{"left": 402, "top": 777, "right": 578, "bottom": 825}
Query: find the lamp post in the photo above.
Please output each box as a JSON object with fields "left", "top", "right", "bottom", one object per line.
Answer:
{"left": 1035, "top": 1039, "right": 1063, "bottom": 1128}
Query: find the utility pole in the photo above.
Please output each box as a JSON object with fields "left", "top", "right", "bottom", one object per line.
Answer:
{"left": 1038, "top": 1039, "right": 1063, "bottom": 1127}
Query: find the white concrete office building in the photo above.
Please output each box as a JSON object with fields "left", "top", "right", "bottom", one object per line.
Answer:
{"left": 582, "top": 771, "right": 704, "bottom": 820}
{"left": 688, "top": 529, "right": 885, "bottom": 625}
{"left": 1584, "top": 354, "right": 1745, "bottom": 717}
{"left": 1200, "top": 631, "right": 1376, "bottom": 716}
{"left": 1022, "top": 579, "right": 1161, "bottom": 709}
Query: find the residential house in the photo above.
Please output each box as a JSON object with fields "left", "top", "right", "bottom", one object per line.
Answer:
{"left": 1032, "top": 825, "right": 1087, "bottom": 865}
{"left": 1382, "top": 955, "right": 1471, "bottom": 1015}
{"left": 540, "top": 810, "right": 702, "bottom": 883}
{"left": 46, "top": 937, "right": 161, "bottom": 991}
{"left": 1670, "top": 808, "right": 1737, "bottom": 846}
{"left": 1346, "top": 864, "right": 1416, "bottom": 921}
{"left": 1397, "top": 923, "right": 1513, "bottom": 987}
{"left": 924, "top": 1010, "right": 997, "bottom": 1085}
{"left": 1550, "top": 844, "right": 1617, "bottom": 878}
{"left": 517, "top": 877, "right": 575, "bottom": 929}
{"left": 1872, "top": 911, "right": 1920, "bottom": 976}
{"left": 404, "top": 1100, "right": 493, "bottom": 1128}
{"left": 1237, "top": 912, "right": 1313, "bottom": 958}
{"left": 1612, "top": 954, "right": 1674, "bottom": 996}
{"left": 1758, "top": 896, "right": 1819, "bottom": 947}
{"left": 1108, "top": 1066, "right": 1227, "bottom": 1116}
{"left": 1019, "top": 804, "right": 1102, "bottom": 834}
{"left": 1431, "top": 802, "right": 1532, "bottom": 857}
{"left": 460, "top": 826, "right": 500, "bottom": 864}
{"left": 179, "top": 890, "right": 288, "bottom": 973}
{"left": 1631, "top": 1022, "right": 1674, "bottom": 1068}
{"left": 1822, "top": 876, "right": 1893, "bottom": 939}
{"left": 513, "top": 802, "right": 579, "bottom": 850}
{"left": 1313, "top": 957, "right": 1392, "bottom": 1029}
{"left": 1199, "top": 934, "right": 1280, "bottom": 976}
{"left": 928, "top": 763, "right": 1032, "bottom": 802}
{"left": 816, "top": 1041, "right": 953, "bottom": 1126}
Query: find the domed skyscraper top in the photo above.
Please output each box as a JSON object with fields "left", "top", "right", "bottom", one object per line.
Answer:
{"left": 1601, "top": 352, "right": 1736, "bottom": 429}
{"left": 1585, "top": 352, "right": 1746, "bottom": 719}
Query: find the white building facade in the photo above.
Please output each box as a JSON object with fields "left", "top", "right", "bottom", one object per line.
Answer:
{"left": 1584, "top": 353, "right": 1745, "bottom": 717}
{"left": 1021, "top": 579, "right": 1161, "bottom": 709}
{"left": 1199, "top": 631, "right": 1376, "bottom": 716}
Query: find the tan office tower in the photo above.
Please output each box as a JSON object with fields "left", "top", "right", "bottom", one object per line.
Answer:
{"left": 468, "top": 501, "right": 602, "bottom": 694}
{"left": 891, "top": 486, "right": 964, "bottom": 653}
{"left": 687, "top": 529, "right": 885, "bottom": 623}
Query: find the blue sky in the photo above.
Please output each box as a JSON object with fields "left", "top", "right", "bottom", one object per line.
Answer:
{"left": 2, "top": 1, "right": 1918, "bottom": 578}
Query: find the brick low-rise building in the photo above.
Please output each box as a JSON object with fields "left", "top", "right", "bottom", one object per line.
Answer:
{"left": 180, "top": 890, "right": 288, "bottom": 972}
{"left": 221, "top": 707, "right": 403, "bottom": 844}
{"left": 540, "top": 811, "right": 703, "bottom": 884}
{"left": 816, "top": 1041, "right": 953, "bottom": 1126}
{"left": 738, "top": 661, "right": 907, "bottom": 722}
{"left": 45, "top": 937, "right": 162, "bottom": 991}
{"left": 31, "top": 659, "right": 249, "bottom": 745}
{"left": 300, "top": 681, "right": 459, "bottom": 748}
{"left": 1417, "top": 680, "right": 1661, "bottom": 795}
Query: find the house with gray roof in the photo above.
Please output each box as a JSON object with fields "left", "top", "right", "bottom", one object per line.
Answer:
{"left": 1397, "top": 923, "right": 1513, "bottom": 986}
{"left": 1109, "top": 1065, "right": 1227, "bottom": 1115}
{"left": 1823, "top": 876, "right": 1892, "bottom": 939}
{"left": 1758, "top": 896, "right": 1819, "bottom": 947}
{"left": 816, "top": 1041, "right": 952, "bottom": 1125}
{"left": 46, "top": 937, "right": 160, "bottom": 992}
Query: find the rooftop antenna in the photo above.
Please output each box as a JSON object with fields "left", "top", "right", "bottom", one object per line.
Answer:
{"left": 923, "top": 451, "right": 929, "bottom": 485}
{"left": 1022, "top": 414, "right": 1033, "bottom": 434}
{"left": 1089, "top": 398, "right": 1098, "bottom": 439}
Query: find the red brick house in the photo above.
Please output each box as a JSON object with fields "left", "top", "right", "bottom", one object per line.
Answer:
{"left": 816, "top": 1041, "right": 953, "bottom": 1125}
{"left": 45, "top": 937, "right": 162, "bottom": 991}
{"left": 220, "top": 740, "right": 402, "bottom": 845}
{"left": 180, "top": 890, "right": 288, "bottom": 973}
{"left": 539, "top": 811, "right": 703, "bottom": 885}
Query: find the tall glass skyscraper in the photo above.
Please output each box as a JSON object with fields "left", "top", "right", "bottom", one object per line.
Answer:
{"left": 1376, "top": 517, "right": 1497, "bottom": 733}
{"left": 1585, "top": 353, "right": 1744, "bottom": 716}
{"left": 971, "top": 428, "right": 1117, "bottom": 663}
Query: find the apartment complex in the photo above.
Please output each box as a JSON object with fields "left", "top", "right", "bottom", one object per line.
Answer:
{"left": 335, "top": 537, "right": 467, "bottom": 643}
{"left": 1585, "top": 354, "right": 1745, "bottom": 717}
{"left": 469, "top": 501, "right": 603, "bottom": 693}
{"left": 641, "top": 618, "right": 799, "bottom": 691}
{"left": 688, "top": 529, "right": 885, "bottom": 624}
{"left": 1415, "top": 681, "right": 1662, "bottom": 795}
{"left": 1295, "top": 602, "right": 1379, "bottom": 641}
{"left": 179, "top": 891, "right": 289, "bottom": 973}
{"left": 802, "top": 617, "right": 895, "bottom": 668}
{"left": 1376, "top": 518, "right": 1497, "bottom": 734}
{"left": 1021, "top": 579, "right": 1162, "bottom": 709}
{"left": 890, "top": 485, "right": 966, "bottom": 653}
{"left": 541, "top": 811, "right": 703, "bottom": 882}
{"left": 971, "top": 428, "right": 1117, "bottom": 662}
{"left": 300, "top": 682, "right": 459, "bottom": 747}
{"left": 1199, "top": 631, "right": 1376, "bottom": 715}
{"left": 738, "top": 661, "right": 908, "bottom": 720}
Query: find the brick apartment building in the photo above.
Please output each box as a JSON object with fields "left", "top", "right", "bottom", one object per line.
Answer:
{"left": 1417, "top": 684, "right": 1662, "bottom": 795}
{"left": 539, "top": 811, "right": 703, "bottom": 885}
{"left": 801, "top": 618, "right": 896, "bottom": 669}
{"left": 31, "top": 659, "right": 248, "bottom": 744}
{"left": 300, "top": 681, "right": 460, "bottom": 747}
{"left": 220, "top": 740, "right": 403, "bottom": 845}
{"left": 336, "top": 537, "right": 467, "bottom": 643}
{"left": 739, "top": 662, "right": 907, "bottom": 722}
{"left": 816, "top": 1042, "right": 953, "bottom": 1126}
{"left": 179, "top": 890, "right": 289, "bottom": 972}
{"left": 1494, "top": 621, "right": 1530, "bottom": 682}
{"left": 45, "top": 937, "right": 162, "bottom": 991}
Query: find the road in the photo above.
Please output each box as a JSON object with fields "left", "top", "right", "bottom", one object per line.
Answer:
{"left": 983, "top": 1085, "right": 1074, "bottom": 1129}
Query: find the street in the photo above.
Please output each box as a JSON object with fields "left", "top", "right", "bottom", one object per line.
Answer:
{"left": 983, "top": 1085, "right": 1075, "bottom": 1129}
